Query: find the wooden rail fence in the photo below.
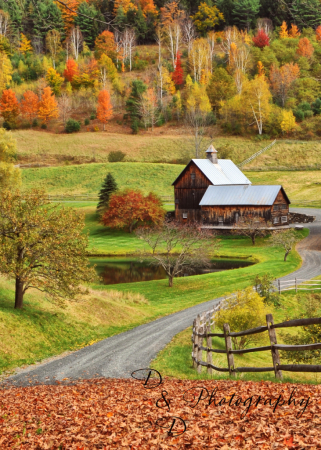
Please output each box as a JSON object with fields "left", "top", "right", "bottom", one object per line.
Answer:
{"left": 25, "top": 194, "right": 174, "bottom": 202}
{"left": 192, "top": 309, "right": 321, "bottom": 379}
{"left": 277, "top": 278, "right": 321, "bottom": 293}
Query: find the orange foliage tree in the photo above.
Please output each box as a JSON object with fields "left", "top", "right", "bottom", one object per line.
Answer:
{"left": 289, "top": 24, "right": 300, "bottom": 38}
{"left": 316, "top": 25, "right": 321, "bottom": 41}
{"left": 38, "top": 86, "right": 59, "bottom": 124}
{"left": 140, "top": 0, "right": 158, "bottom": 17}
{"left": 55, "top": 0, "right": 82, "bottom": 33}
{"left": 20, "top": 90, "right": 39, "bottom": 126}
{"left": 96, "top": 89, "right": 113, "bottom": 130}
{"left": 0, "top": 89, "right": 20, "bottom": 125}
{"left": 95, "top": 30, "right": 116, "bottom": 59}
{"left": 64, "top": 58, "right": 79, "bottom": 82}
{"left": 102, "top": 190, "right": 166, "bottom": 233}
{"left": 113, "top": 0, "right": 137, "bottom": 15}
{"left": 160, "top": 0, "right": 184, "bottom": 25}
{"left": 296, "top": 37, "right": 314, "bottom": 59}
{"left": 269, "top": 62, "right": 300, "bottom": 107}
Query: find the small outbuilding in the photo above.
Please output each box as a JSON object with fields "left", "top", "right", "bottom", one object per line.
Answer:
{"left": 200, "top": 184, "right": 290, "bottom": 226}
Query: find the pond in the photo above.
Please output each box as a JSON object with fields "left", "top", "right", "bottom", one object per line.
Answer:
{"left": 90, "top": 257, "right": 254, "bottom": 285}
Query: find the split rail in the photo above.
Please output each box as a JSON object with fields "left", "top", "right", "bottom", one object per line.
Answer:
{"left": 192, "top": 301, "right": 321, "bottom": 379}
{"left": 276, "top": 278, "right": 321, "bottom": 293}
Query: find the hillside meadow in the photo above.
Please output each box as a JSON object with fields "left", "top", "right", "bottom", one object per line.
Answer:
{"left": 13, "top": 129, "right": 321, "bottom": 169}
{"left": 21, "top": 161, "right": 321, "bottom": 205}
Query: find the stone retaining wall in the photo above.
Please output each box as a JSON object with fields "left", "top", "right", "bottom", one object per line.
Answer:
{"left": 288, "top": 212, "right": 316, "bottom": 224}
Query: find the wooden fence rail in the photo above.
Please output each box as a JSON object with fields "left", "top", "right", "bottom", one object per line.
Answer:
{"left": 192, "top": 310, "right": 321, "bottom": 379}
{"left": 276, "top": 278, "right": 321, "bottom": 293}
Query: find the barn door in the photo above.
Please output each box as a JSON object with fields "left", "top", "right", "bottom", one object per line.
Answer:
{"left": 235, "top": 213, "right": 239, "bottom": 223}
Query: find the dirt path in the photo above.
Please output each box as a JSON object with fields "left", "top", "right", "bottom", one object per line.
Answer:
{"left": 2, "top": 208, "right": 321, "bottom": 388}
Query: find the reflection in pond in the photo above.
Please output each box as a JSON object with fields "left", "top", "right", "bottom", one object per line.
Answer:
{"left": 90, "top": 257, "right": 253, "bottom": 285}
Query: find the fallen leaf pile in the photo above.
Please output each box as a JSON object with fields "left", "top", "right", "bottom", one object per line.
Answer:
{"left": 1, "top": 376, "right": 321, "bottom": 449}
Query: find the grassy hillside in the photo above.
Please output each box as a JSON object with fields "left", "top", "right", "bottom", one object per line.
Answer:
{"left": 22, "top": 162, "right": 321, "bottom": 205}
{"left": 13, "top": 130, "right": 321, "bottom": 169}
{"left": 22, "top": 162, "right": 183, "bottom": 197}
{"left": 0, "top": 229, "right": 307, "bottom": 376}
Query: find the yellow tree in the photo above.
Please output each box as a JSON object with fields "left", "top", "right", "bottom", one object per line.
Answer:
{"left": 279, "top": 21, "right": 289, "bottom": 39}
{"left": 0, "top": 128, "right": 21, "bottom": 190}
{"left": 191, "top": 2, "right": 224, "bottom": 35}
{"left": 257, "top": 61, "right": 265, "bottom": 78}
{"left": 280, "top": 110, "right": 296, "bottom": 134}
{"left": 38, "top": 86, "right": 59, "bottom": 124}
{"left": 113, "top": 0, "right": 137, "bottom": 15}
{"left": 242, "top": 75, "right": 272, "bottom": 135}
{"left": 189, "top": 38, "right": 212, "bottom": 83}
{"left": 185, "top": 82, "right": 212, "bottom": 158}
{"left": 0, "top": 51, "right": 12, "bottom": 92}
{"left": 20, "top": 33, "right": 32, "bottom": 54}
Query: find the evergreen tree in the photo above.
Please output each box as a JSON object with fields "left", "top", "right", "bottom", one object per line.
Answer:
{"left": 0, "top": 0, "right": 25, "bottom": 34}
{"left": 127, "top": 5, "right": 148, "bottom": 42}
{"left": 115, "top": 6, "right": 127, "bottom": 31}
{"left": 124, "top": 79, "right": 147, "bottom": 133}
{"left": 291, "top": 0, "right": 321, "bottom": 29}
{"left": 232, "top": 0, "right": 260, "bottom": 31}
{"left": 75, "top": 2, "right": 102, "bottom": 48}
{"left": 215, "top": 0, "right": 235, "bottom": 26}
{"left": 97, "top": 172, "right": 118, "bottom": 214}
{"left": 29, "top": 0, "right": 64, "bottom": 42}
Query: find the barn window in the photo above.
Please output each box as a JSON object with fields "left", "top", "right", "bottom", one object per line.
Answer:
{"left": 273, "top": 217, "right": 280, "bottom": 224}
{"left": 183, "top": 212, "right": 188, "bottom": 219}
{"left": 191, "top": 173, "right": 195, "bottom": 180}
{"left": 273, "top": 205, "right": 279, "bottom": 211}
{"left": 175, "top": 199, "right": 179, "bottom": 204}
{"left": 281, "top": 216, "right": 288, "bottom": 223}
{"left": 281, "top": 204, "right": 287, "bottom": 209}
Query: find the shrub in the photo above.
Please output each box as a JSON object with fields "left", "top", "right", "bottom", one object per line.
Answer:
{"left": 182, "top": 49, "right": 188, "bottom": 58}
{"left": 108, "top": 150, "right": 126, "bottom": 162}
{"left": 90, "top": 113, "right": 96, "bottom": 120}
{"left": 41, "top": 123, "right": 47, "bottom": 129}
{"left": 65, "top": 119, "right": 81, "bottom": 133}
{"left": 214, "top": 287, "right": 268, "bottom": 351}
{"left": 84, "top": 118, "right": 90, "bottom": 125}
{"left": 32, "top": 118, "right": 38, "bottom": 127}
{"left": 131, "top": 119, "right": 139, "bottom": 134}
{"left": 93, "top": 125, "right": 99, "bottom": 132}
{"left": 294, "top": 109, "right": 305, "bottom": 122}
{"left": 312, "top": 98, "right": 321, "bottom": 115}
{"left": 254, "top": 273, "right": 281, "bottom": 307}
{"left": 2, "top": 121, "right": 11, "bottom": 130}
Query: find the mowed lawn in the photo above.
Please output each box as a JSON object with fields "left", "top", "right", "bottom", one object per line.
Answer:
{"left": 22, "top": 162, "right": 321, "bottom": 205}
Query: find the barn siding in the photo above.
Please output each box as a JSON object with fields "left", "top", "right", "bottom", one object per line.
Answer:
{"left": 174, "top": 161, "right": 212, "bottom": 220}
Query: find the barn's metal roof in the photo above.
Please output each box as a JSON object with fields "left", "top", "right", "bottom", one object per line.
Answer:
{"left": 192, "top": 159, "right": 252, "bottom": 185}
{"left": 199, "top": 185, "right": 288, "bottom": 206}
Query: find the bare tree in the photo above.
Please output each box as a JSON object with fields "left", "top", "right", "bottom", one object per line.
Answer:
{"left": 257, "top": 18, "right": 273, "bottom": 36}
{"left": 138, "top": 88, "right": 160, "bottom": 131}
{"left": 232, "top": 216, "right": 272, "bottom": 245}
{"left": 269, "top": 229, "right": 299, "bottom": 261}
{"left": 122, "top": 27, "right": 136, "bottom": 71}
{"left": 182, "top": 17, "right": 196, "bottom": 55}
{"left": 0, "top": 10, "right": 9, "bottom": 36}
{"left": 164, "top": 20, "right": 182, "bottom": 68}
{"left": 32, "top": 36, "right": 43, "bottom": 55}
{"left": 155, "top": 25, "right": 163, "bottom": 66}
{"left": 114, "top": 29, "right": 122, "bottom": 67}
{"left": 207, "top": 31, "right": 215, "bottom": 74}
{"left": 58, "top": 93, "right": 72, "bottom": 126}
{"left": 46, "top": 30, "right": 61, "bottom": 69}
{"left": 69, "top": 26, "right": 83, "bottom": 61}
{"left": 135, "top": 220, "right": 220, "bottom": 287}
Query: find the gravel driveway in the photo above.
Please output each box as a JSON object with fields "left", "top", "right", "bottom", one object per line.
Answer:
{"left": 2, "top": 208, "right": 321, "bottom": 388}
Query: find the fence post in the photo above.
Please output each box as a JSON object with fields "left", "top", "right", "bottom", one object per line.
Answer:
{"left": 278, "top": 279, "right": 281, "bottom": 294}
{"left": 192, "top": 319, "right": 198, "bottom": 369}
{"left": 223, "top": 323, "right": 236, "bottom": 378}
{"left": 266, "top": 313, "right": 283, "bottom": 380}
{"left": 206, "top": 324, "right": 213, "bottom": 375}
{"left": 197, "top": 322, "right": 203, "bottom": 374}
{"left": 295, "top": 277, "right": 297, "bottom": 293}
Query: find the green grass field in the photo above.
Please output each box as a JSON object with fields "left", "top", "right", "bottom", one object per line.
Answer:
{"left": 13, "top": 129, "right": 321, "bottom": 169}
{"left": 0, "top": 224, "right": 308, "bottom": 376}
{"left": 22, "top": 162, "right": 321, "bottom": 205}
{"left": 151, "top": 287, "right": 321, "bottom": 385}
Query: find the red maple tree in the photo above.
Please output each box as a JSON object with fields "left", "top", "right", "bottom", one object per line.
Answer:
{"left": 102, "top": 190, "right": 166, "bottom": 233}
{"left": 0, "top": 89, "right": 20, "bottom": 125}
{"left": 252, "top": 29, "right": 270, "bottom": 48}
{"left": 64, "top": 58, "right": 79, "bottom": 82}
{"left": 172, "top": 51, "right": 184, "bottom": 86}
